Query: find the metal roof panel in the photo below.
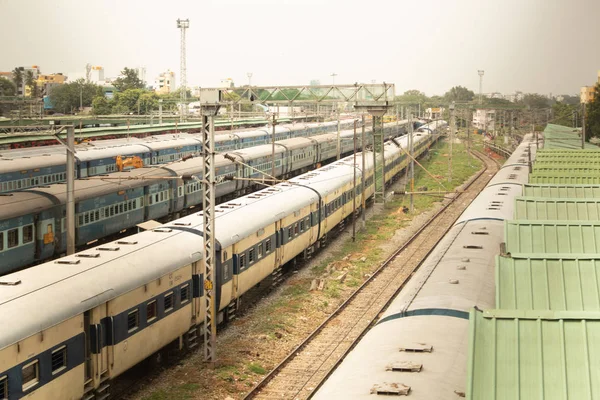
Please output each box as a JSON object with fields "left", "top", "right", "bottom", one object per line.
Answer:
{"left": 523, "top": 184, "right": 600, "bottom": 198}
{"left": 514, "top": 197, "right": 600, "bottom": 220}
{"left": 496, "top": 255, "right": 600, "bottom": 311}
{"left": 467, "top": 308, "right": 600, "bottom": 400}
{"left": 504, "top": 220, "right": 600, "bottom": 254}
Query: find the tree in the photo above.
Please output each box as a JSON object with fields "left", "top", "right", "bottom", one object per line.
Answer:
{"left": 487, "top": 97, "right": 512, "bottom": 105}
{"left": 25, "top": 70, "right": 38, "bottom": 97}
{"left": 113, "top": 67, "right": 146, "bottom": 92}
{"left": 395, "top": 90, "right": 429, "bottom": 110}
{"left": 559, "top": 95, "right": 580, "bottom": 105}
{"left": 12, "top": 67, "right": 23, "bottom": 94}
{"left": 138, "top": 92, "right": 159, "bottom": 114}
{"left": 552, "top": 101, "right": 578, "bottom": 128}
{"left": 443, "top": 86, "right": 475, "bottom": 102}
{"left": 111, "top": 103, "right": 129, "bottom": 115}
{"left": 92, "top": 96, "right": 112, "bottom": 115}
{"left": 522, "top": 93, "right": 550, "bottom": 109}
{"left": 0, "top": 77, "right": 16, "bottom": 96}
{"left": 587, "top": 84, "right": 600, "bottom": 140}
{"left": 48, "top": 79, "right": 99, "bottom": 113}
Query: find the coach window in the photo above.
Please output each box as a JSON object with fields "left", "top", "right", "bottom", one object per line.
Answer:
{"left": 22, "top": 225, "right": 33, "bottom": 244}
{"left": 181, "top": 284, "right": 190, "bottom": 303}
{"left": 22, "top": 360, "right": 39, "bottom": 390}
{"left": 7, "top": 229, "right": 18, "bottom": 248}
{"left": 164, "top": 292, "right": 174, "bottom": 313}
{"left": 127, "top": 309, "right": 139, "bottom": 332}
{"left": 257, "top": 243, "right": 263, "bottom": 259}
{"left": 0, "top": 375, "right": 6, "bottom": 399}
{"left": 51, "top": 346, "right": 67, "bottom": 374}
{"left": 239, "top": 254, "right": 246, "bottom": 270}
{"left": 249, "top": 248, "right": 255, "bottom": 263}
{"left": 288, "top": 228, "right": 293, "bottom": 240}
{"left": 147, "top": 300, "right": 157, "bottom": 323}
{"left": 265, "top": 239, "right": 271, "bottom": 254}
{"left": 294, "top": 223, "right": 299, "bottom": 236}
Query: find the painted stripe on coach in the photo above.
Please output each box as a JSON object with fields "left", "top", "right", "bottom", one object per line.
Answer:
{"left": 376, "top": 308, "right": 470, "bottom": 326}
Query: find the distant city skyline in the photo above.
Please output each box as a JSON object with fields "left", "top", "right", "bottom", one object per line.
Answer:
{"left": 1, "top": 0, "right": 599, "bottom": 97}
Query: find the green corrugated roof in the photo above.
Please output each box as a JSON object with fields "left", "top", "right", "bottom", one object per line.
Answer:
{"left": 539, "top": 149, "right": 600, "bottom": 153}
{"left": 514, "top": 197, "right": 600, "bottom": 220}
{"left": 534, "top": 160, "right": 600, "bottom": 168}
{"left": 542, "top": 123, "right": 599, "bottom": 149}
{"left": 505, "top": 220, "right": 600, "bottom": 254}
{"left": 467, "top": 308, "right": 600, "bottom": 400}
{"left": 496, "top": 255, "right": 600, "bottom": 310}
{"left": 531, "top": 166, "right": 600, "bottom": 174}
{"left": 523, "top": 184, "right": 600, "bottom": 198}
{"left": 529, "top": 174, "right": 600, "bottom": 185}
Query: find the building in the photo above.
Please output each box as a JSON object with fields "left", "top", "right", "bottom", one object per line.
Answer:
{"left": 220, "top": 78, "right": 234, "bottom": 88}
{"left": 89, "top": 66, "right": 105, "bottom": 84}
{"left": 136, "top": 67, "right": 146, "bottom": 85}
{"left": 580, "top": 70, "right": 600, "bottom": 104}
{"left": 473, "top": 108, "right": 495, "bottom": 132}
{"left": 154, "top": 70, "right": 176, "bottom": 94}
{"left": 36, "top": 73, "right": 67, "bottom": 96}
{"left": 424, "top": 107, "right": 444, "bottom": 120}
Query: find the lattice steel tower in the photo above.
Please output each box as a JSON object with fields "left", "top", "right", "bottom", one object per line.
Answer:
{"left": 177, "top": 18, "right": 189, "bottom": 122}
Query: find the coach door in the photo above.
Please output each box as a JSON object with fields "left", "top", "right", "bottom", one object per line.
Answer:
{"left": 275, "top": 220, "right": 284, "bottom": 268}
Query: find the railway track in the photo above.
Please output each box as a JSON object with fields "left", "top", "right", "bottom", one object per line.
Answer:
{"left": 243, "top": 150, "right": 501, "bottom": 400}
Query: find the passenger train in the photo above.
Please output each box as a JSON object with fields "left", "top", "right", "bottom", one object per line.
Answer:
{"left": 0, "top": 121, "right": 436, "bottom": 275}
{"left": 0, "top": 120, "right": 365, "bottom": 193}
{"left": 0, "top": 122, "right": 444, "bottom": 400}
{"left": 312, "top": 134, "right": 538, "bottom": 399}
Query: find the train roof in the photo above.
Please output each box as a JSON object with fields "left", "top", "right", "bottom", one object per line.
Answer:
{"left": 0, "top": 145, "right": 373, "bottom": 349}
{"left": 0, "top": 190, "right": 58, "bottom": 220}
{"left": 0, "top": 153, "right": 66, "bottom": 172}
{"left": 74, "top": 144, "right": 153, "bottom": 161}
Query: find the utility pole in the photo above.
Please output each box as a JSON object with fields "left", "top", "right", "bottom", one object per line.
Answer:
{"left": 361, "top": 114, "right": 366, "bottom": 229}
{"left": 177, "top": 18, "right": 189, "bottom": 123}
{"left": 583, "top": 102, "right": 587, "bottom": 149}
{"left": 448, "top": 102, "right": 455, "bottom": 183}
{"left": 247, "top": 72, "right": 252, "bottom": 86}
{"left": 466, "top": 109, "right": 471, "bottom": 159}
{"left": 336, "top": 107, "right": 341, "bottom": 160}
{"left": 271, "top": 112, "right": 277, "bottom": 179}
{"left": 201, "top": 104, "right": 220, "bottom": 362}
{"left": 408, "top": 108, "right": 414, "bottom": 212}
{"left": 158, "top": 99, "right": 163, "bottom": 124}
{"left": 352, "top": 119, "right": 357, "bottom": 241}
{"left": 478, "top": 70, "right": 485, "bottom": 105}
{"left": 330, "top": 73, "right": 337, "bottom": 85}
{"left": 66, "top": 126, "right": 75, "bottom": 255}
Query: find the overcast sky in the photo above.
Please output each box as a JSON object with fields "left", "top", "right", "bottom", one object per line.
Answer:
{"left": 1, "top": 0, "right": 598, "bottom": 96}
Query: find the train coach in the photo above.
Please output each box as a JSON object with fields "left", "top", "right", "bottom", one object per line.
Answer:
{"left": 0, "top": 124, "right": 440, "bottom": 400}
{"left": 311, "top": 134, "right": 538, "bottom": 399}
{"left": 0, "top": 121, "right": 442, "bottom": 275}
{"left": 0, "top": 120, "right": 363, "bottom": 193}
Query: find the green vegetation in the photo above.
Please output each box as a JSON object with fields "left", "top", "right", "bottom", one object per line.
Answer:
{"left": 247, "top": 363, "right": 267, "bottom": 375}
{"left": 142, "top": 383, "right": 200, "bottom": 400}
{"left": 0, "top": 77, "right": 16, "bottom": 96}
{"left": 48, "top": 79, "right": 100, "bottom": 114}
{"left": 587, "top": 83, "right": 600, "bottom": 140}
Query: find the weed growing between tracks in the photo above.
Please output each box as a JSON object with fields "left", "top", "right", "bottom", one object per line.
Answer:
{"left": 134, "top": 139, "right": 482, "bottom": 400}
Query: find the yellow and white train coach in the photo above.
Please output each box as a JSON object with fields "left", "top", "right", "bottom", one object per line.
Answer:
{"left": 0, "top": 122, "right": 444, "bottom": 400}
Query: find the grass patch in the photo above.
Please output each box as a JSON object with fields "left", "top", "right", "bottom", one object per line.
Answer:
{"left": 142, "top": 383, "right": 200, "bottom": 400}
{"left": 247, "top": 363, "right": 267, "bottom": 375}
